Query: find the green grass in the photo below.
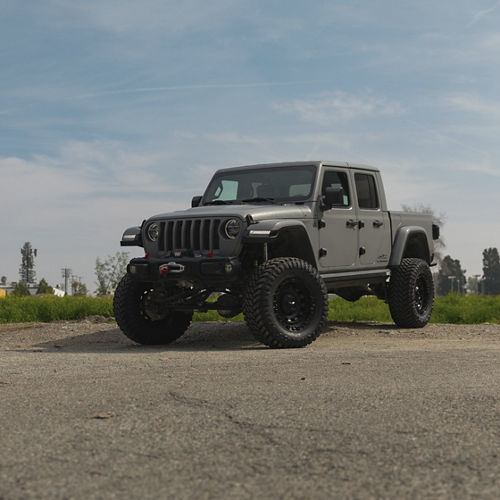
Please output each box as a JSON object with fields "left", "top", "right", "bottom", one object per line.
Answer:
{"left": 0, "top": 296, "right": 113, "bottom": 324}
{"left": 431, "top": 293, "right": 500, "bottom": 324}
{"left": 1, "top": 294, "right": 499, "bottom": 325}
{"left": 328, "top": 294, "right": 500, "bottom": 324}
{"left": 328, "top": 296, "right": 393, "bottom": 323}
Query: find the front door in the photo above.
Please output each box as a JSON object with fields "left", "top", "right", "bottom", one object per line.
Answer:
{"left": 318, "top": 168, "right": 359, "bottom": 271}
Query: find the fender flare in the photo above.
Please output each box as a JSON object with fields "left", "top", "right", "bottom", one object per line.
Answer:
{"left": 243, "top": 220, "right": 316, "bottom": 265}
{"left": 121, "top": 226, "right": 143, "bottom": 247}
{"left": 243, "top": 219, "right": 311, "bottom": 239}
{"left": 389, "top": 226, "right": 431, "bottom": 266}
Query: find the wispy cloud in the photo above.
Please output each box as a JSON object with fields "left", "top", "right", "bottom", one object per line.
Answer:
{"left": 480, "top": 32, "right": 500, "bottom": 52}
{"left": 274, "top": 91, "right": 404, "bottom": 125}
{"left": 468, "top": 0, "right": 500, "bottom": 25}
{"left": 456, "top": 162, "right": 500, "bottom": 177}
{"left": 47, "top": 0, "right": 250, "bottom": 34}
{"left": 445, "top": 93, "right": 500, "bottom": 118}
{"left": 71, "top": 80, "right": 330, "bottom": 100}
{"left": 0, "top": 140, "right": 196, "bottom": 214}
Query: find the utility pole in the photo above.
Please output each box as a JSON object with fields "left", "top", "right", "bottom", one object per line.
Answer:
{"left": 473, "top": 275, "right": 481, "bottom": 295}
{"left": 448, "top": 275, "right": 456, "bottom": 294}
{"left": 61, "top": 268, "right": 72, "bottom": 295}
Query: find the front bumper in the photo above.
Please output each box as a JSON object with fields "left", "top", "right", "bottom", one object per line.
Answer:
{"left": 127, "top": 256, "right": 242, "bottom": 284}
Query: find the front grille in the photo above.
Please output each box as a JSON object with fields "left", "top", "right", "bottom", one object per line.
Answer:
{"left": 160, "top": 218, "right": 222, "bottom": 252}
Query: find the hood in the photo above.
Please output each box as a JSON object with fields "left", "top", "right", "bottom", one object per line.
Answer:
{"left": 149, "top": 203, "right": 314, "bottom": 221}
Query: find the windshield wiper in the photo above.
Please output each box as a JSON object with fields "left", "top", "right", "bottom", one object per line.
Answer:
{"left": 240, "top": 197, "right": 277, "bottom": 204}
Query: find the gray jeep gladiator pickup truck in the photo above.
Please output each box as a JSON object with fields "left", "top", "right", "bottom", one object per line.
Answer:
{"left": 114, "top": 161, "right": 439, "bottom": 348}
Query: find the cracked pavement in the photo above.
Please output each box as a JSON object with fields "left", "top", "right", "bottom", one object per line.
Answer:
{"left": 1, "top": 320, "right": 500, "bottom": 499}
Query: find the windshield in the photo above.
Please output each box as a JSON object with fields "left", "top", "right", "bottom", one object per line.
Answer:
{"left": 202, "top": 165, "right": 316, "bottom": 205}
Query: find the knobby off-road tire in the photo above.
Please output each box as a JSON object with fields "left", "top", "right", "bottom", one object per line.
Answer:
{"left": 388, "top": 258, "right": 434, "bottom": 328}
{"left": 113, "top": 274, "right": 192, "bottom": 345}
{"left": 243, "top": 258, "right": 329, "bottom": 348}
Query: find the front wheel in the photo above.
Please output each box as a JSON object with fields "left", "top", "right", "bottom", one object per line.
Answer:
{"left": 113, "top": 274, "right": 192, "bottom": 345}
{"left": 388, "top": 258, "right": 434, "bottom": 328}
{"left": 243, "top": 258, "right": 329, "bottom": 348}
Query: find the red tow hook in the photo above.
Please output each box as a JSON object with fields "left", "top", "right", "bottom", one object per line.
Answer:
{"left": 159, "top": 262, "right": 185, "bottom": 275}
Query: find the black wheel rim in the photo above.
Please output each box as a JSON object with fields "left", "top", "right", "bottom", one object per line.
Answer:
{"left": 415, "top": 276, "right": 430, "bottom": 314}
{"left": 273, "top": 278, "right": 315, "bottom": 332}
{"left": 140, "top": 288, "right": 171, "bottom": 321}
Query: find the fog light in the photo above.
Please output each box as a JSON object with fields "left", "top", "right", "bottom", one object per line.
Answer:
{"left": 225, "top": 263, "right": 233, "bottom": 273}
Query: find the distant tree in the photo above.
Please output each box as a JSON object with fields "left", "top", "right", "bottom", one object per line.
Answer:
{"left": 95, "top": 252, "right": 129, "bottom": 296}
{"left": 71, "top": 277, "right": 88, "bottom": 296}
{"left": 12, "top": 282, "right": 31, "bottom": 297}
{"left": 1, "top": 276, "right": 6, "bottom": 286}
{"left": 482, "top": 248, "right": 500, "bottom": 295}
{"left": 437, "top": 255, "right": 466, "bottom": 296}
{"left": 401, "top": 204, "right": 446, "bottom": 262}
{"left": 37, "top": 278, "right": 53, "bottom": 295}
{"left": 19, "top": 242, "right": 37, "bottom": 285}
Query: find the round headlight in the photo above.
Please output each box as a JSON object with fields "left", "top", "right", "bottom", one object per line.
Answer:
{"left": 224, "top": 218, "right": 242, "bottom": 239}
{"left": 147, "top": 222, "right": 160, "bottom": 242}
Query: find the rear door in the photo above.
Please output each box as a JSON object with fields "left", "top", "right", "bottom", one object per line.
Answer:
{"left": 352, "top": 170, "right": 391, "bottom": 268}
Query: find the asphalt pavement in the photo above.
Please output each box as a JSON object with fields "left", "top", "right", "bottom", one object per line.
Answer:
{"left": 1, "top": 321, "right": 500, "bottom": 499}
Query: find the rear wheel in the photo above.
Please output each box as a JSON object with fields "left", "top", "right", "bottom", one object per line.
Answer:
{"left": 113, "top": 274, "right": 192, "bottom": 345}
{"left": 388, "top": 258, "right": 434, "bottom": 328}
{"left": 243, "top": 258, "right": 328, "bottom": 348}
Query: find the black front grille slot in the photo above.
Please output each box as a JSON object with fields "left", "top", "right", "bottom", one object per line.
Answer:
{"left": 165, "top": 221, "right": 174, "bottom": 251}
{"left": 201, "top": 220, "right": 210, "bottom": 250}
{"left": 192, "top": 220, "right": 201, "bottom": 250}
{"left": 182, "top": 220, "right": 192, "bottom": 249}
{"left": 158, "top": 222, "right": 166, "bottom": 251}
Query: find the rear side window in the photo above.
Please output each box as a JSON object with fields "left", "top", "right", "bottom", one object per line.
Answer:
{"left": 354, "top": 173, "right": 379, "bottom": 209}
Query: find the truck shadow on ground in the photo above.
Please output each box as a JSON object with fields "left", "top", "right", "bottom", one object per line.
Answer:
{"left": 31, "top": 322, "right": 267, "bottom": 353}
{"left": 26, "top": 321, "right": 400, "bottom": 354}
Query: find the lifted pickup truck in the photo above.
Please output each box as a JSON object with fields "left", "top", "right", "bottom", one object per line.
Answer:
{"left": 114, "top": 161, "right": 439, "bottom": 348}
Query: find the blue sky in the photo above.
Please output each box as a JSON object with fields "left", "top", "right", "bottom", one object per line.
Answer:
{"left": 1, "top": 0, "right": 499, "bottom": 290}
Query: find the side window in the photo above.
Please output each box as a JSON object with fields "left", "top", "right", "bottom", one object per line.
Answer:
{"left": 321, "top": 170, "right": 350, "bottom": 207}
{"left": 354, "top": 173, "right": 379, "bottom": 209}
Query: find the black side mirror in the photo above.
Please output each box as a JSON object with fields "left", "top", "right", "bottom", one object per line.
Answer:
{"left": 191, "top": 195, "right": 203, "bottom": 208}
{"left": 323, "top": 186, "right": 344, "bottom": 209}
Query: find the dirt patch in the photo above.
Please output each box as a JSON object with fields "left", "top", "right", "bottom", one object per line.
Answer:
{"left": 0, "top": 318, "right": 123, "bottom": 351}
